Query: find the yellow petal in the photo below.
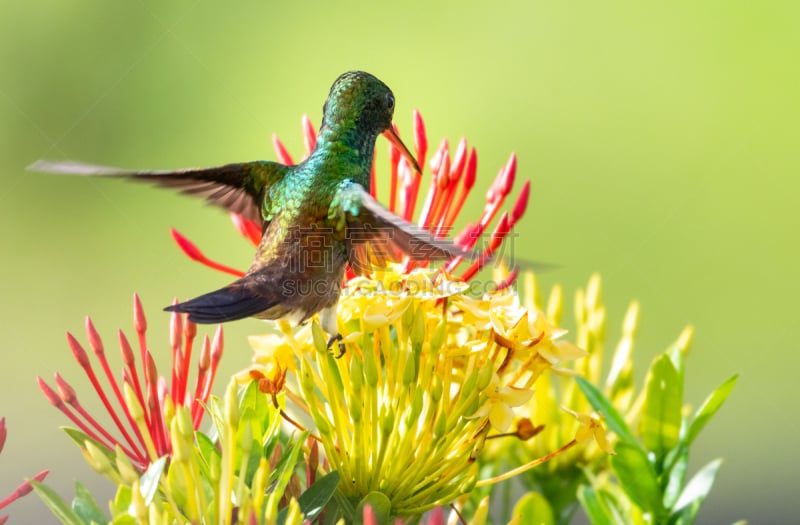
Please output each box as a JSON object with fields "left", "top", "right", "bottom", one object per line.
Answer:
{"left": 593, "top": 427, "right": 615, "bottom": 454}
{"left": 489, "top": 401, "right": 514, "bottom": 432}
{"left": 500, "top": 386, "right": 534, "bottom": 407}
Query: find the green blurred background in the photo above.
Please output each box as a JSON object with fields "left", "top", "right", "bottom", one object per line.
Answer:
{"left": 1, "top": 1, "right": 797, "bottom": 523}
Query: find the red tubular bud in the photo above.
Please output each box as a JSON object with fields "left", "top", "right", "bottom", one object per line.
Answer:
{"left": 511, "top": 180, "right": 531, "bottom": 226}
{"left": 413, "top": 109, "right": 428, "bottom": 169}
{"left": 133, "top": 293, "right": 147, "bottom": 335}
{"left": 0, "top": 418, "right": 6, "bottom": 453}
{"left": 388, "top": 123, "right": 401, "bottom": 213}
{"left": 85, "top": 317, "right": 104, "bottom": 357}
{"left": 496, "top": 267, "right": 520, "bottom": 291}
{"left": 66, "top": 332, "right": 90, "bottom": 368}
{"left": 230, "top": 213, "right": 262, "bottom": 247}
{"left": 122, "top": 368, "right": 133, "bottom": 388}
{"left": 370, "top": 150, "right": 377, "bottom": 198}
{"left": 438, "top": 152, "right": 451, "bottom": 191}
{"left": 1, "top": 470, "right": 49, "bottom": 507}
{"left": 118, "top": 330, "right": 135, "bottom": 367}
{"left": 449, "top": 138, "right": 468, "bottom": 183}
{"left": 486, "top": 166, "right": 504, "bottom": 204}
{"left": 488, "top": 212, "right": 511, "bottom": 252}
{"left": 198, "top": 336, "right": 211, "bottom": 372}
{"left": 363, "top": 505, "right": 377, "bottom": 525}
{"left": 453, "top": 222, "right": 477, "bottom": 247}
{"left": 170, "top": 228, "right": 246, "bottom": 278}
{"left": 169, "top": 302, "right": 182, "bottom": 351}
{"left": 33, "top": 470, "right": 49, "bottom": 483}
{"left": 183, "top": 316, "right": 197, "bottom": 341}
{"left": 272, "top": 134, "right": 294, "bottom": 165}
{"left": 429, "top": 138, "right": 448, "bottom": 174}
{"left": 464, "top": 148, "right": 478, "bottom": 190}
{"left": 388, "top": 123, "right": 401, "bottom": 164}
{"left": 37, "top": 378, "right": 64, "bottom": 408}
{"left": 54, "top": 373, "right": 77, "bottom": 405}
{"left": 427, "top": 507, "right": 445, "bottom": 525}
{"left": 144, "top": 351, "right": 158, "bottom": 390}
{"left": 301, "top": 114, "right": 316, "bottom": 155}
{"left": 500, "top": 153, "right": 517, "bottom": 197}
{"left": 170, "top": 228, "right": 203, "bottom": 261}
{"left": 211, "top": 325, "right": 224, "bottom": 364}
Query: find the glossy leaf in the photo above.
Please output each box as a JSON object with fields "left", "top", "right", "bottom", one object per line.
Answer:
{"left": 139, "top": 455, "right": 167, "bottom": 505}
{"left": 611, "top": 442, "right": 664, "bottom": 518}
{"left": 72, "top": 481, "right": 107, "bottom": 525}
{"left": 356, "top": 492, "right": 392, "bottom": 524}
{"left": 30, "top": 480, "right": 85, "bottom": 525}
{"left": 166, "top": 460, "right": 189, "bottom": 513}
{"left": 511, "top": 492, "right": 555, "bottom": 525}
{"left": 278, "top": 471, "right": 340, "bottom": 524}
{"left": 273, "top": 432, "right": 309, "bottom": 495}
{"left": 685, "top": 375, "right": 738, "bottom": 446}
{"left": 110, "top": 486, "right": 132, "bottom": 517}
{"left": 673, "top": 459, "right": 722, "bottom": 513}
{"left": 61, "top": 427, "right": 115, "bottom": 465}
{"left": 576, "top": 377, "right": 637, "bottom": 445}
{"left": 195, "top": 431, "right": 219, "bottom": 468}
{"left": 640, "top": 355, "right": 682, "bottom": 459}
{"left": 110, "top": 515, "right": 137, "bottom": 525}
{"left": 662, "top": 446, "right": 689, "bottom": 510}
{"left": 578, "top": 485, "right": 614, "bottom": 525}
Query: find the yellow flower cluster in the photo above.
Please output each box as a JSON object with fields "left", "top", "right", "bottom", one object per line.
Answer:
{"left": 240, "top": 265, "right": 589, "bottom": 516}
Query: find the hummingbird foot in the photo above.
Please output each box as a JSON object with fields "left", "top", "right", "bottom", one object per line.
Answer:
{"left": 326, "top": 333, "right": 346, "bottom": 359}
{"left": 319, "top": 305, "right": 344, "bottom": 357}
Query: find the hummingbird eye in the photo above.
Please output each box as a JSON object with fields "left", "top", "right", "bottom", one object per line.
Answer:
{"left": 385, "top": 94, "right": 395, "bottom": 110}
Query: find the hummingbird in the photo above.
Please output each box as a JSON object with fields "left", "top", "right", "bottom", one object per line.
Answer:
{"left": 30, "top": 71, "right": 476, "bottom": 354}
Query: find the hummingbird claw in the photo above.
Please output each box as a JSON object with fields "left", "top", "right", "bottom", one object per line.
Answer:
{"left": 326, "top": 333, "right": 345, "bottom": 358}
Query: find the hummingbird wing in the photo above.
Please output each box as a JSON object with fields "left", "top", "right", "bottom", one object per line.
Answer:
{"left": 335, "top": 183, "right": 478, "bottom": 275}
{"left": 28, "top": 160, "right": 289, "bottom": 225}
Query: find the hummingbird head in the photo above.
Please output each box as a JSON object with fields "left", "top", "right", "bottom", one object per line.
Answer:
{"left": 322, "top": 71, "right": 421, "bottom": 173}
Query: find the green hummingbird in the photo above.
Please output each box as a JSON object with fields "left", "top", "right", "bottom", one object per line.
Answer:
{"left": 30, "top": 71, "right": 476, "bottom": 352}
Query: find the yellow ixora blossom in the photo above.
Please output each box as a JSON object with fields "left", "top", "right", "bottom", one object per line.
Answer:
{"left": 563, "top": 407, "right": 615, "bottom": 455}
{"left": 240, "top": 266, "right": 585, "bottom": 517}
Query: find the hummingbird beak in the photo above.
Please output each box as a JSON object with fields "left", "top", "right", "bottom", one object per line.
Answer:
{"left": 383, "top": 128, "right": 422, "bottom": 174}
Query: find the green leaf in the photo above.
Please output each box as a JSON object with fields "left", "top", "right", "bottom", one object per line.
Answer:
{"left": 577, "top": 485, "right": 614, "bottom": 525}
{"left": 673, "top": 459, "right": 722, "bottom": 513}
{"left": 166, "top": 460, "right": 189, "bottom": 511}
{"left": 110, "top": 486, "right": 132, "bottom": 518}
{"left": 278, "top": 471, "right": 340, "bottom": 524}
{"left": 240, "top": 380, "right": 265, "bottom": 435}
{"left": 196, "top": 431, "right": 218, "bottom": 466}
{"left": 685, "top": 375, "right": 738, "bottom": 446}
{"left": 666, "top": 342, "right": 685, "bottom": 386}
{"left": 355, "top": 492, "right": 392, "bottom": 524}
{"left": 30, "top": 480, "right": 86, "bottom": 525}
{"left": 110, "top": 515, "right": 137, "bottom": 525}
{"left": 61, "top": 427, "right": 115, "bottom": 464}
{"left": 139, "top": 455, "right": 167, "bottom": 505}
{"left": 662, "top": 446, "right": 689, "bottom": 510}
{"left": 206, "top": 396, "right": 227, "bottom": 442}
{"left": 511, "top": 492, "right": 555, "bottom": 525}
{"left": 72, "top": 481, "right": 107, "bottom": 525}
{"left": 639, "top": 355, "right": 682, "bottom": 459}
{"left": 273, "top": 432, "right": 309, "bottom": 495}
{"left": 611, "top": 442, "right": 664, "bottom": 517}
{"left": 575, "top": 377, "right": 637, "bottom": 445}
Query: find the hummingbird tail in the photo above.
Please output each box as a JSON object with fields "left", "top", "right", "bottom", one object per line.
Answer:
{"left": 165, "top": 282, "right": 277, "bottom": 324}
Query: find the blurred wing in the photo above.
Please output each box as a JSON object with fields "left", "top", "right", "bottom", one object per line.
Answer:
{"left": 338, "top": 183, "right": 477, "bottom": 275}
{"left": 28, "top": 159, "right": 290, "bottom": 225}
